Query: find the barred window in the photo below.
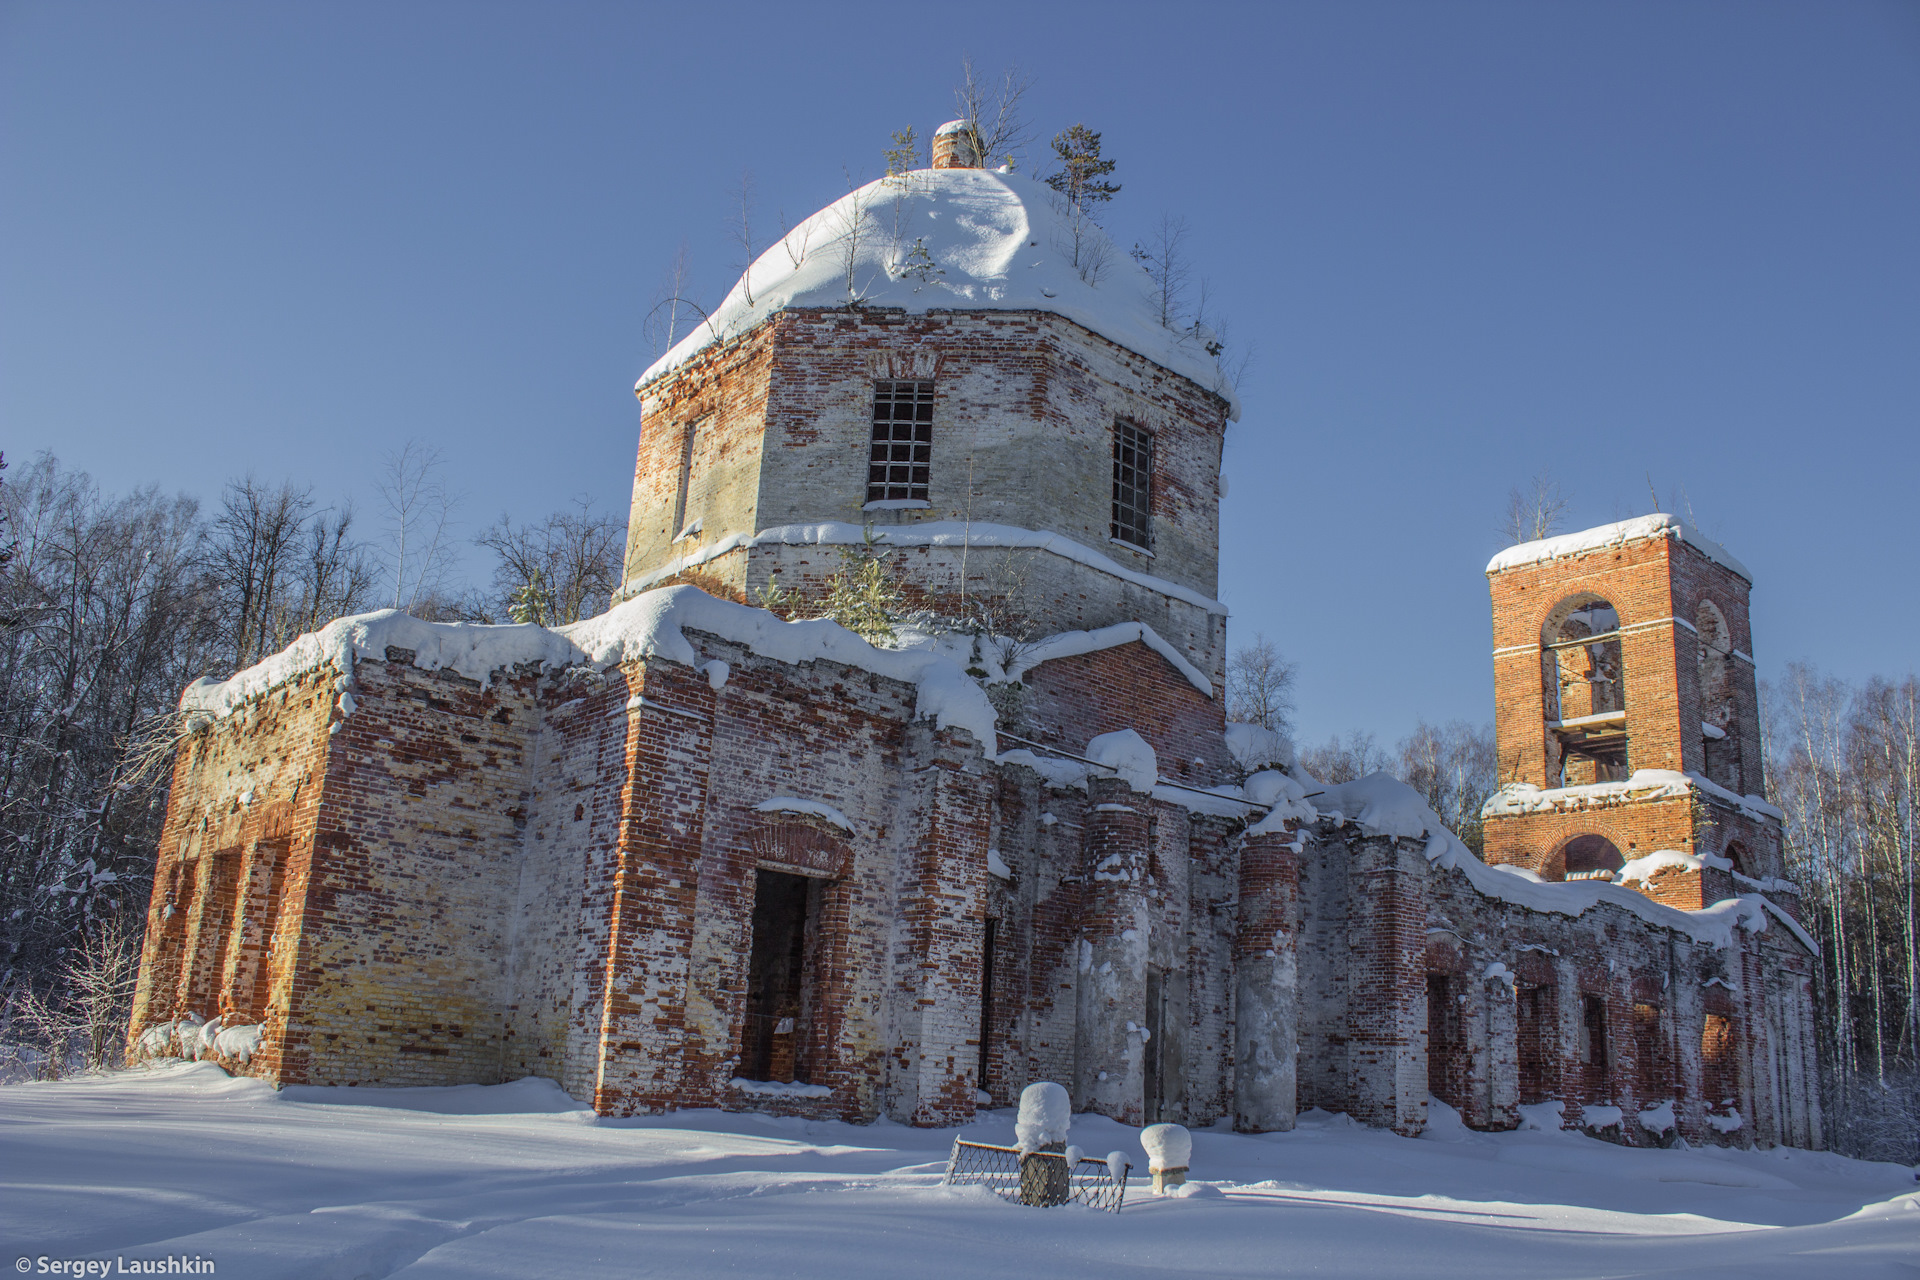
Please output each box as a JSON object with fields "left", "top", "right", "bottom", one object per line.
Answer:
{"left": 868, "top": 380, "right": 934, "bottom": 503}
{"left": 1111, "top": 419, "right": 1154, "bottom": 549}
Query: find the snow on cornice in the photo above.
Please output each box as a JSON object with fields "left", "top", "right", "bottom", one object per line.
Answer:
{"left": 616, "top": 521, "right": 1228, "bottom": 616}
{"left": 1481, "top": 769, "right": 1783, "bottom": 823}
{"left": 1485, "top": 514, "right": 1750, "bottom": 584}
{"left": 632, "top": 167, "right": 1240, "bottom": 419}
{"left": 180, "top": 585, "right": 999, "bottom": 758}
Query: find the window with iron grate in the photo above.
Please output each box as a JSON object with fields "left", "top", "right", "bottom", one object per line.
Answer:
{"left": 868, "top": 381, "right": 935, "bottom": 503}
{"left": 1111, "top": 419, "right": 1154, "bottom": 549}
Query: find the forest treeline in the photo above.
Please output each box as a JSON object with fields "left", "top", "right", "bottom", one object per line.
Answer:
{"left": 1765, "top": 665, "right": 1919, "bottom": 1159}
{"left": 0, "top": 450, "right": 622, "bottom": 1018}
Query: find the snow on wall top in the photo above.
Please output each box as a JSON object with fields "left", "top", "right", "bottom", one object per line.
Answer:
{"left": 1485, "top": 514, "right": 1750, "bottom": 584}
{"left": 1481, "top": 769, "right": 1783, "bottom": 823}
{"left": 180, "top": 585, "right": 1000, "bottom": 758}
{"left": 633, "top": 167, "right": 1240, "bottom": 419}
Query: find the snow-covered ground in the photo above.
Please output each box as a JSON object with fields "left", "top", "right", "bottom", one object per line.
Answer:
{"left": 4, "top": 1064, "right": 1914, "bottom": 1278}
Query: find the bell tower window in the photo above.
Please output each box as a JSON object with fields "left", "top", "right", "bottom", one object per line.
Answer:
{"left": 868, "top": 380, "right": 934, "bottom": 504}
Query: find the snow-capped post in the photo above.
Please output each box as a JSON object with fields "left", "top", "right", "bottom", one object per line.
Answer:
{"left": 1015, "top": 1081, "right": 1072, "bottom": 1206}
{"left": 1140, "top": 1123, "right": 1191, "bottom": 1193}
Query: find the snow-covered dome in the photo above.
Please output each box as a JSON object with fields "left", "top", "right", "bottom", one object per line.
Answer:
{"left": 635, "top": 167, "right": 1240, "bottom": 419}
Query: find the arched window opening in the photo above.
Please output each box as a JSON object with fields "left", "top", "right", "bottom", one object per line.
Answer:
{"left": 1723, "top": 841, "right": 1754, "bottom": 880}
{"left": 1695, "top": 600, "right": 1744, "bottom": 792}
{"left": 1541, "top": 596, "right": 1628, "bottom": 786}
{"left": 1557, "top": 833, "right": 1625, "bottom": 882}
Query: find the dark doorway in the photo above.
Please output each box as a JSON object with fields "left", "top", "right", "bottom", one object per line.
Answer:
{"left": 1517, "top": 985, "right": 1557, "bottom": 1104}
{"left": 1144, "top": 966, "right": 1168, "bottom": 1123}
{"left": 1426, "top": 973, "right": 1469, "bottom": 1112}
{"left": 741, "top": 869, "right": 815, "bottom": 1083}
{"left": 977, "top": 918, "right": 999, "bottom": 1092}
{"left": 1578, "top": 994, "right": 1610, "bottom": 1101}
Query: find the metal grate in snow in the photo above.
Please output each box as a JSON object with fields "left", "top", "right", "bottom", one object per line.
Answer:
{"left": 942, "top": 1139, "right": 1131, "bottom": 1213}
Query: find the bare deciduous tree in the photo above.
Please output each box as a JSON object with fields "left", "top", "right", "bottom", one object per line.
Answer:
{"left": 205, "top": 476, "right": 312, "bottom": 668}
{"left": 0, "top": 455, "right": 216, "bottom": 1006}
{"left": 5, "top": 917, "right": 140, "bottom": 1077}
{"left": 730, "top": 171, "right": 759, "bottom": 307}
{"left": 953, "top": 56, "right": 1035, "bottom": 170}
{"left": 285, "top": 507, "right": 380, "bottom": 640}
{"left": 1501, "top": 470, "right": 1568, "bottom": 546}
{"left": 1132, "top": 214, "right": 1191, "bottom": 330}
{"left": 1226, "top": 633, "right": 1297, "bottom": 734}
{"left": 1767, "top": 663, "right": 1920, "bottom": 1160}
{"left": 476, "top": 499, "right": 624, "bottom": 627}
{"left": 376, "top": 441, "right": 460, "bottom": 614}
{"left": 1297, "top": 730, "right": 1389, "bottom": 786}
{"left": 644, "top": 241, "right": 710, "bottom": 358}
{"left": 1396, "top": 719, "right": 1499, "bottom": 855}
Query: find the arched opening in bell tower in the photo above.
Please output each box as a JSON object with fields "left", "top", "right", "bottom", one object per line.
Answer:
{"left": 1696, "top": 599, "right": 1745, "bottom": 793}
{"left": 1541, "top": 595, "right": 1628, "bottom": 786}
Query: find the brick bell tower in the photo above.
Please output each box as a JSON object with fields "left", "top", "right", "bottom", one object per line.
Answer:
{"left": 1478, "top": 516, "right": 1793, "bottom": 912}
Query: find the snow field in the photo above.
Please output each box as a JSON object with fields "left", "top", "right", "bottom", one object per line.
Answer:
{"left": 4, "top": 1064, "right": 1915, "bottom": 1279}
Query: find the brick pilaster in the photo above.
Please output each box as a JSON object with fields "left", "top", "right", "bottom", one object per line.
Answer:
{"left": 1233, "top": 823, "right": 1300, "bottom": 1132}
{"left": 1074, "top": 773, "right": 1152, "bottom": 1124}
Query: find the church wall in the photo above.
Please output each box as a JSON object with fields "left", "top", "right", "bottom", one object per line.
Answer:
{"left": 1418, "top": 847, "right": 1818, "bottom": 1148}
{"left": 1667, "top": 550, "right": 1766, "bottom": 806}
{"left": 128, "top": 669, "right": 336, "bottom": 1081}
{"left": 1295, "top": 825, "right": 1352, "bottom": 1115}
{"left": 748, "top": 308, "right": 1228, "bottom": 606}
{"left": 1180, "top": 813, "right": 1242, "bottom": 1125}
{"left": 288, "top": 654, "right": 542, "bottom": 1088}
{"left": 983, "top": 768, "right": 1090, "bottom": 1105}
{"left": 569, "top": 657, "right": 716, "bottom": 1113}
{"left": 1073, "top": 774, "right": 1155, "bottom": 1123}
{"left": 555, "top": 631, "right": 994, "bottom": 1126}
{"left": 745, "top": 540, "right": 1228, "bottom": 695}
{"left": 1018, "top": 639, "right": 1230, "bottom": 780}
{"left": 625, "top": 326, "right": 776, "bottom": 588}
{"left": 884, "top": 720, "right": 995, "bottom": 1125}
{"left": 1484, "top": 793, "right": 1698, "bottom": 873}
{"left": 500, "top": 669, "right": 631, "bottom": 1086}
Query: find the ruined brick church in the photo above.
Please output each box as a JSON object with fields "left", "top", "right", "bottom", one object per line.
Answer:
{"left": 130, "top": 124, "right": 1822, "bottom": 1149}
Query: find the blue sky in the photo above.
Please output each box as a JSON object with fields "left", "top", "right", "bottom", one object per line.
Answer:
{"left": 3, "top": 1, "right": 1916, "bottom": 747}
